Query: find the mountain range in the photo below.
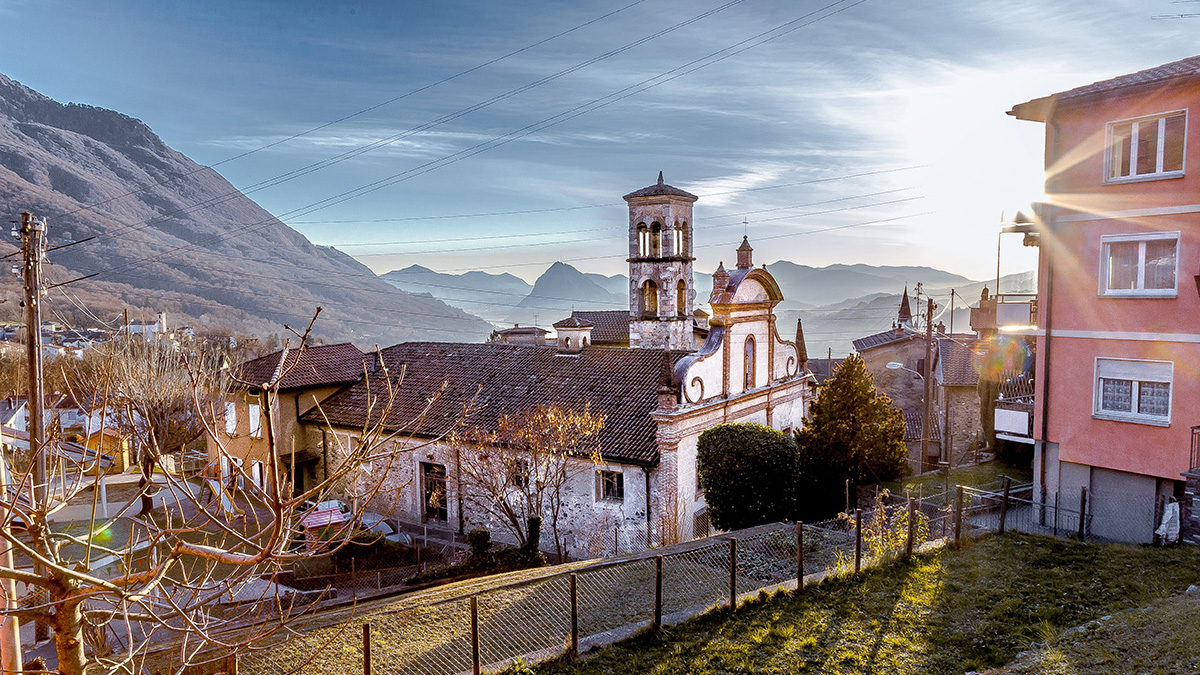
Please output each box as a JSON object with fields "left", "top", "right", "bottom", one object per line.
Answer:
{"left": 0, "top": 73, "right": 493, "bottom": 344}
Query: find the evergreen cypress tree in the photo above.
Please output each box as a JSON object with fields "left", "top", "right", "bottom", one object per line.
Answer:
{"left": 795, "top": 355, "right": 907, "bottom": 520}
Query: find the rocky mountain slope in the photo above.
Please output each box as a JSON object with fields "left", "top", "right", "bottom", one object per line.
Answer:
{"left": 505, "top": 261, "right": 626, "bottom": 328}
{"left": 0, "top": 73, "right": 493, "bottom": 344}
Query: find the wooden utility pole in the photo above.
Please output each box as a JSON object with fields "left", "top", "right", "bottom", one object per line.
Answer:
{"left": 921, "top": 297, "right": 934, "bottom": 469}
{"left": 19, "top": 212, "right": 50, "bottom": 643}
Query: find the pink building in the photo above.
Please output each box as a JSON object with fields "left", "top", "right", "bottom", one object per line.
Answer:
{"left": 1010, "top": 56, "right": 1200, "bottom": 543}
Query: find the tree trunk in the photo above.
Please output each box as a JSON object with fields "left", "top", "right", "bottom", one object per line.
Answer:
{"left": 138, "top": 452, "right": 156, "bottom": 517}
{"left": 54, "top": 598, "right": 87, "bottom": 675}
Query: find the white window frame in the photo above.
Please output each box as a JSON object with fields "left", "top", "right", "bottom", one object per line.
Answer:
{"left": 248, "top": 403, "right": 262, "bottom": 438}
{"left": 1097, "top": 232, "right": 1179, "bottom": 298}
{"left": 1092, "top": 357, "right": 1173, "bottom": 427}
{"left": 1104, "top": 109, "right": 1187, "bottom": 184}
{"left": 251, "top": 460, "right": 264, "bottom": 489}
{"left": 224, "top": 401, "right": 237, "bottom": 435}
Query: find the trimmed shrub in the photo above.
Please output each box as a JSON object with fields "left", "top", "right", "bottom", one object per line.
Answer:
{"left": 697, "top": 423, "right": 798, "bottom": 531}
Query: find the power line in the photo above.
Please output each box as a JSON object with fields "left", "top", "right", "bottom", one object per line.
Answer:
{"left": 294, "top": 165, "right": 925, "bottom": 229}
{"left": 52, "top": 0, "right": 870, "bottom": 279}
{"left": 49, "top": 0, "right": 753, "bottom": 255}
{"left": 45, "top": 0, "right": 651, "bottom": 222}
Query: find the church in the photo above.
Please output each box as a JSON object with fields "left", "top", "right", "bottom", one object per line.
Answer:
{"left": 209, "top": 174, "right": 814, "bottom": 557}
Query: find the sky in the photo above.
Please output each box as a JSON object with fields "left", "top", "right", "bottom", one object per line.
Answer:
{"left": 0, "top": 0, "right": 1196, "bottom": 286}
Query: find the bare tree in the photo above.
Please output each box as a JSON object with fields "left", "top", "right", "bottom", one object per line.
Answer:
{"left": 0, "top": 314, "right": 446, "bottom": 675}
{"left": 457, "top": 404, "right": 605, "bottom": 560}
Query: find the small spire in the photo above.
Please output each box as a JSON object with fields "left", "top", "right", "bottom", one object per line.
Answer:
{"left": 898, "top": 285, "right": 913, "bottom": 326}
{"left": 736, "top": 236, "right": 753, "bottom": 269}
{"left": 713, "top": 261, "right": 728, "bottom": 282}
{"left": 657, "top": 171, "right": 664, "bottom": 186}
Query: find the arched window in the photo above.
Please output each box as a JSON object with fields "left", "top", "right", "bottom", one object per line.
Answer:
{"left": 676, "top": 279, "right": 686, "bottom": 316}
{"left": 641, "top": 279, "right": 658, "bottom": 315}
{"left": 680, "top": 221, "right": 689, "bottom": 256}
{"left": 744, "top": 335, "right": 756, "bottom": 389}
{"left": 649, "top": 222, "right": 662, "bottom": 257}
{"left": 673, "top": 222, "right": 683, "bottom": 256}
{"left": 637, "top": 223, "right": 649, "bottom": 257}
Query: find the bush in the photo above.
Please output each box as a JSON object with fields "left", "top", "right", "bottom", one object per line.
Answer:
{"left": 697, "top": 423, "right": 798, "bottom": 531}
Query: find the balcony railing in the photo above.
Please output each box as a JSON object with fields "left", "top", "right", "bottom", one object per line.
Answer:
{"left": 1191, "top": 425, "right": 1200, "bottom": 471}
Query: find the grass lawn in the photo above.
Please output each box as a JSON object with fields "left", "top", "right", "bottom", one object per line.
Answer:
{"left": 534, "top": 533, "right": 1200, "bottom": 675}
{"left": 880, "top": 460, "right": 1033, "bottom": 502}
{"left": 987, "top": 592, "right": 1200, "bottom": 674}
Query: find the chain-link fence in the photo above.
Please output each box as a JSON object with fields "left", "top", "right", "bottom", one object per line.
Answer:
{"left": 156, "top": 474, "right": 1161, "bottom": 675}
{"left": 230, "top": 510, "right": 958, "bottom": 675}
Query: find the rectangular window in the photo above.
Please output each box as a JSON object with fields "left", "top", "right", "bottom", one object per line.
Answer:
{"left": 507, "top": 458, "right": 530, "bottom": 489}
{"left": 1107, "top": 111, "right": 1186, "bottom": 182}
{"left": 1099, "top": 233, "right": 1179, "bottom": 297}
{"left": 224, "top": 401, "right": 237, "bottom": 435}
{"left": 248, "top": 403, "right": 262, "bottom": 438}
{"left": 1093, "top": 358, "right": 1172, "bottom": 426}
{"left": 422, "top": 462, "right": 448, "bottom": 522}
{"left": 251, "top": 460, "right": 264, "bottom": 489}
{"left": 597, "top": 470, "right": 624, "bottom": 502}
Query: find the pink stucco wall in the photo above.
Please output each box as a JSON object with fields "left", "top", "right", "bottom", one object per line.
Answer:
{"left": 1033, "top": 81, "right": 1200, "bottom": 480}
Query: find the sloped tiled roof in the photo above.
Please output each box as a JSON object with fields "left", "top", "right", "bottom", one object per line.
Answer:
{"left": 497, "top": 325, "right": 548, "bottom": 335}
{"left": 936, "top": 337, "right": 981, "bottom": 387}
{"left": 1010, "top": 54, "right": 1200, "bottom": 120}
{"left": 570, "top": 310, "right": 629, "bottom": 344}
{"left": 902, "top": 410, "right": 941, "bottom": 443}
{"left": 301, "top": 342, "right": 688, "bottom": 466}
{"left": 553, "top": 316, "right": 594, "bottom": 329}
{"left": 238, "top": 343, "right": 368, "bottom": 391}
{"left": 852, "top": 326, "right": 920, "bottom": 353}
{"left": 807, "top": 358, "right": 845, "bottom": 386}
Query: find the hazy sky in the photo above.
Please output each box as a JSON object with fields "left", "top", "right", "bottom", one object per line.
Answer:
{"left": 1, "top": 0, "right": 1196, "bottom": 285}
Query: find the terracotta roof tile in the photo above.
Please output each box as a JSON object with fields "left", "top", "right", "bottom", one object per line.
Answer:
{"left": 238, "top": 343, "right": 368, "bottom": 391}
{"left": 1011, "top": 55, "right": 1200, "bottom": 119}
{"left": 936, "top": 337, "right": 981, "bottom": 387}
{"left": 852, "top": 326, "right": 920, "bottom": 352}
{"left": 622, "top": 172, "right": 698, "bottom": 201}
{"left": 903, "top": 410, "right": 941, "bottom": 443}
{"left": 301, "top": 342, "right": 689, "bottom": 466}
{"left": 570, "top": 310, "right": 628, "bottom": 344}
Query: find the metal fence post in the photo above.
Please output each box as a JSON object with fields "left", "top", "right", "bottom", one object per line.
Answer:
{"left": 1053, "top": 491, "right": 1059, "bottom": 537}
{"left": 998, "top": 476, "right": 1012, "bottom": 535}
{"left": 362, "top": 622, "right": 371, "bottom": 675}
{"left": 728, "top": 538, "right": 738, "bottom": 610}
{"left": 1078, "top": 486, "right": 1087, "bottom": 541}
{"left": 569, "top": 573, "right": 578, "bottom": 658}
{"left": 854, "top": 509, "right": 862, "bottom": 573}
{"left": 906, "top": 496, "right": 915, "bottom": 557}
{"left": 654, "top": 555, "right": 663, "bottom": 630}
{"left": 954, "top": 486, "right": 964, "bottom": 543}
{"left": 796, "top": 521, "right": 804, "bottom": 589}
{"left": 471, "top": 596, "right": 480, "bottom": 675}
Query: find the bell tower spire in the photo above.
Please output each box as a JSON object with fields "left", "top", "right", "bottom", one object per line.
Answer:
{"left": 623, "top": 173, "right": 698, "bottom": 350}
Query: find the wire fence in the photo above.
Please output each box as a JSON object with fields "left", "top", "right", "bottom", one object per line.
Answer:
{"left": 148, "top": 477, "right": 1164, "bottom": 675}
{"left": 230, "top": 506, "right": 949, "bottom": 675}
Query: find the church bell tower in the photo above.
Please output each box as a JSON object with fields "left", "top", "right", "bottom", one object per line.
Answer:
{"left": 624, "top": 172, "right": 697, "bottom": 350}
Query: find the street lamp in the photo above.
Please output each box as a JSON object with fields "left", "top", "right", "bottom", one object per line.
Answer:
{"left": 886, "top": 361, "right": 922, "bottom": 378}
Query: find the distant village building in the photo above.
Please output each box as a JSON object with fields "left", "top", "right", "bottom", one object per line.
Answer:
{"left": 492, "top": 324, "right": 549, "bottom": 345}
{"left": 210, "top": 175, "right": 814, "bottom": 557}
{"left": 852, "top": 288, "right": 985, "bottom": 471}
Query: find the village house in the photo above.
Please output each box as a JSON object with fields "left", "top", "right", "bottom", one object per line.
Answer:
{"left": 209, "top": 175, "right": 813, "bottom": 557}
{"left": 1009, "top": 54, "right": 1200, "bottom": 543}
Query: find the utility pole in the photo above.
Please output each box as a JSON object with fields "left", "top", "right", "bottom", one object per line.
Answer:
{"left": 921, "top": 297, "right": 934, "bottom": 470}
{"left": 19, "top": 211, "right": 50, "bottom": 643}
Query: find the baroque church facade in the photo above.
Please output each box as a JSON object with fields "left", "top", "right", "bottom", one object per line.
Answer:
{"left": 209, "top": 175, "right": 814, "bottom": 557}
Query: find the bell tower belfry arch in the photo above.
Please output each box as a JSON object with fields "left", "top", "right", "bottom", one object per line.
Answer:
{"left": 624, "top": 172, "right": 697, "bottom": 350}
